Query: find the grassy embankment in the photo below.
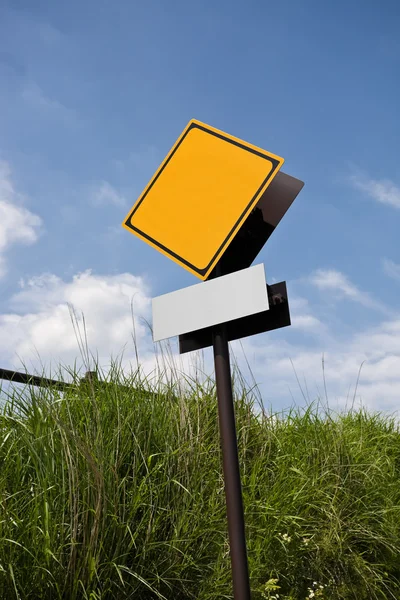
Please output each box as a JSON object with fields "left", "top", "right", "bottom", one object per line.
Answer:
{"left": 0, "top": 364, "right": 400, "bottom": 599}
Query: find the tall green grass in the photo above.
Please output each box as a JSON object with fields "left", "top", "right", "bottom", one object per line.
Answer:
{"left": 1, "top": 364, "right": 400, "bottom": 599}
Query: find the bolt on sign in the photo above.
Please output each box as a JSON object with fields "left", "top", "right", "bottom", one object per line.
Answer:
{"left": 122, "top": 119, "right": 284, "bottom": 280}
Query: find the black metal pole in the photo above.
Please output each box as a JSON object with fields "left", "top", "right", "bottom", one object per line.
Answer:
{"left": 0, "top": 368, "right": 98, "bottom": 390}
{"left": 213, "top": 320, "right": 251, "bottom": 600}
{"left": 0, "top": 368, "right": 72, "bottom": 390}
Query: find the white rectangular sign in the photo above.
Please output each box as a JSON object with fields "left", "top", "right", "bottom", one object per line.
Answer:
{"left": 152, "top": 263, "right": 269, "bottom": 342}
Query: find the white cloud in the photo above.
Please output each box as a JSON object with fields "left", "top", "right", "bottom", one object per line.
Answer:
{"left": 383, "top": 258, "right": 400, "bottom": 281}
{"left": 0, "top": 270, "right": 200, "bottom": 388}
{"left": 91, "top": 181, "right": 128, "bottom": 208}
{"left": 0, "top": 161, "right": 42, "bottom": 278}
{"left": 231, "top": 269, "right": 400, "bottom": 413}
{"left": 288, "top": 296, "right": 327, "bottom": 335}
{"left": 237, "top": 314, "right": 400, "bottom": 414}
{"left": 350, "top": 171, "right": 400, "bottom": 209}
{"left": 291, "top": 314, "right": 323, "bottom": 331}
{"left": 1, "top": 265, "right": 400, "bottom": 416}
{"left": 2, "top": 271, "right": 151, "bottom": 365}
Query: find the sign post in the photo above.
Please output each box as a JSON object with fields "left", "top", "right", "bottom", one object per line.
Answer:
{"left": 122, "top": 119, "right": 304, "bottom": 599}
{"left": 212, "top": 266, "right": 251, "bottom": 599}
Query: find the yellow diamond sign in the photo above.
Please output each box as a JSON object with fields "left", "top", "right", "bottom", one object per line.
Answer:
{"left": 122, "top": 119, "right": 284, "bottom": 280}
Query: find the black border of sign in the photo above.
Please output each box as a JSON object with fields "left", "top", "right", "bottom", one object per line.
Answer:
{"left": 124, "top": 122, "right": 281, "bottom": 278}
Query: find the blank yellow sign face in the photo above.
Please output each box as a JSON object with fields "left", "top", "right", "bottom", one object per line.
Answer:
{"left": 122, "top": 119, "right": 284, "bottom": 280}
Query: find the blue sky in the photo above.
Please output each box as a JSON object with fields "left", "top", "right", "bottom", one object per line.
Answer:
{"left": 0, "top": 0, "right": 399, "bottom": 411}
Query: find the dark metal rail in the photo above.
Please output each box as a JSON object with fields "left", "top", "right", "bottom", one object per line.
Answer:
{"left": 0, "top": 368, "right": 99, "bottom": 390}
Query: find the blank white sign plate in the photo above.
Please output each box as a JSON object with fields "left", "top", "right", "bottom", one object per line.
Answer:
{"left": 152, "top": 263, "right": 269, "bottom": 342}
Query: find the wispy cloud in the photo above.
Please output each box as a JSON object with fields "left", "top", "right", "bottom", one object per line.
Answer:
{"left": 91, "top": 181, "right": 128, "bottom": 208}
{"left": 383, "top": 258, "right": 400, "bottom": 281}
{"left": 113, "top": 147, "right": 159, "bottom": 174}
{"left": 0, "top": 160, "right": 42, "bottom": 278}
{"left": 21, "top": 82, "right": 79, "bottom": 126}
{"left": 0, "top": 50, "right": 26, "bottom": 77}
{"left": 378, "top": 35, "right": 400, "bottom": 60}
{"left": 350, "top": 171, "right": 400, "bottom": 209}
{"left": 309, "top": 268, "right": 390, "bottom": 315}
